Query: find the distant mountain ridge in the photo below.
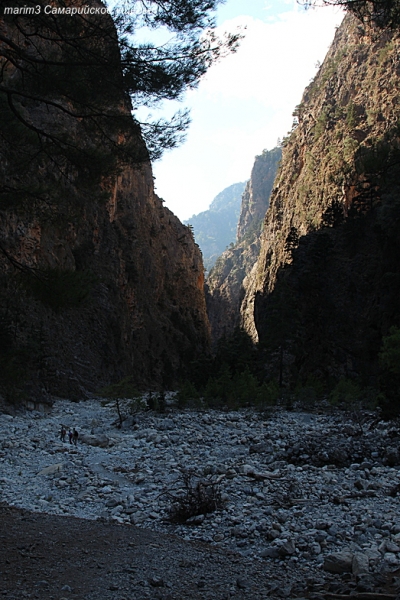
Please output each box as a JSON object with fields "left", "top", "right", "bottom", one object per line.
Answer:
{"left": 184, "top": 182, "right": 246, "bottom": 271}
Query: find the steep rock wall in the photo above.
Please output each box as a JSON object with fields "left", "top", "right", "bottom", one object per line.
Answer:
{"left": 206, "top": 148, "right": 280, "bottom": 342}
{"left": 1, "top": 166, "right": 209, "bottom": 399}
{"left": 0, "top": 4, "right": 210, "bottom": 403}
{"left": 242, "top": 14, "right": 400, "bottom": 382}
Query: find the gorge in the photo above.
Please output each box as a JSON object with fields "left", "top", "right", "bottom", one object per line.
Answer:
{"left": 1, "top": 2, "right": 400, "bottom": 410}
{"left": 3, "top": 2, "right": 400, "bottom": 598}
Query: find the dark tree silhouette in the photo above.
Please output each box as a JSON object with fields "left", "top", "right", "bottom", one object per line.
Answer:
{"left": 301, "top": 0, "right": 400, "bottom": 29}
{"left": 0, "top": 0, "right": 242, "bottom": 208}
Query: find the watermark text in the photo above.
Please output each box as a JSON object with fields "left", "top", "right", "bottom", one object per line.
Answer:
{"left": 3, "top": 5, "right": 135, "bottom": 16}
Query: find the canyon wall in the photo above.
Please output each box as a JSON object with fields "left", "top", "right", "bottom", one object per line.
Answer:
{"left": 206, "top": 148, "right": 281, "bottom": 343}
{"left": 242, "top": 14, "right": 400, "bottom": 383}
{"left": 0, "top": 4, "right": 210, "bottom": 403}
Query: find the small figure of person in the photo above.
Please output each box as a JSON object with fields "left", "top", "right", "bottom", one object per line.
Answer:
{"left": 60, "top": 426, "right": 66, "bottom": 443}
{"left": 73, "top": 428, "right": 79, "bottom": 446}
{"left": 68, "top": 429, "right": 73, "bottom": 444}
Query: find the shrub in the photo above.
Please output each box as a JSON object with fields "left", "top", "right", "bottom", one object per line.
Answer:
{"left": 295, "top": 377, "right": 326, "bottom": 408}
{"left": 346, "top": 102, "right": 358, "bottom": 128}
{"left": 98, "top": 377, "right": 146, "bottom": 425}
{"left": 329, "top": 378, "right": 362, "bottom": 408}
{"left": 0, "top": 348, "right": 28, "bottom": 403}
{"left": 203, "top": 366, "right": 280, "bottom": 409}
{"left": 147, "top": 390, "right": 167, "bottom": 413}
{"left": 176, "top": 380, "right": 201, "bottom": 408}
{"left": 260, "top": 380, "right": 281, "bottom": 407}
{"left": 322, "top": 200, "right": 344, "bottom": 227}
{"left": 314, "top": 109, "right": 329, "bottom": 140}
{"left": 164, "top": 469, "right": 225, "bottom": 523}
{"left": 98, "top": 376, "right": 140, "bottom": 399}
{"left": 379, "top": 326, "right": 400, "bottom": 375}
{"left": 328, "top": 379, "right": 380, "bottom": 412}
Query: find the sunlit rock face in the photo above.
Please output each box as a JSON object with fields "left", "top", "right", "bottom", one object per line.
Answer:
{"left": 0, "top": 3, "right": 210, "bottom": 403}
{"left": 206, "top": 149, "right": 280, "bottom": 344}
{"left": 243, "top": 14, "right": 400, "bottom": 381}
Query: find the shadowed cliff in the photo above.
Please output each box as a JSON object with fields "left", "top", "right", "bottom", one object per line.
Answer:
{"left": 0, "top": 3, "right": 210, "bottom": 404}
{"left": 242, "top": 14, "right": 400, "bottom": 385}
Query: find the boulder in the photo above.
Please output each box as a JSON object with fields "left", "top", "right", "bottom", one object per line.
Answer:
{"left": 278, "top": 539, "right": 296, "bottom": 557}
{"left": 384, "top": 552, "right": 399, "bottom": 566}
{"left": 38, "top": 463, "right": 63, "bottom": 476}
{"left": 324, "top": 550, "right": 354, "bottom": 574}
{"left": 260, "top": 546, "right": 280, "bottom": 559}
{"left": 80, "top": 433, "right": 109, "bottom": 448}
{"left": 352, "top": 552, "right": 370, "bottom": 575}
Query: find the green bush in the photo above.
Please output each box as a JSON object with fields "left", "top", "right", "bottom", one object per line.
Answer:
{"left": 314, "top": 109, "right": 329, "bottom": 140}
{"left": 183, "top": 327, "right": 283, "bottom": 410}
{"left": 346, "top": 102, "right": 358, "bottom": 128}
{"left": 98, "top": 377, "right": 147, "bottom": 426}
{"left": 176, "top": 380, "right": 201, "bottom": 408}
{"left": 147, "top": 390, "right": 167, "bottom": 413}
{"left": 328, "top": 379, "right": 380, "bottom": 412}
{"left": 329, "top": 378, "right": 362, "bottom": 407}
{"left": 203, "top": 365, "right": 279, "bottom": 409}
{"left": 0, "top": 307, "right": 40, "bottom": 404}
{"left": 204, "top": 364, "right": 233, "bottom": 407}
{"left": 0, "top": 349, "right": 28, "bottom": 403}
{"left": 295, "top": 377, "right": 326, "bottom": 408}
{"left": 261, "top": 380, "right": 281, "bottom": 407}
{"left": 379, "top": 326, "right": 400, "bottom": 375}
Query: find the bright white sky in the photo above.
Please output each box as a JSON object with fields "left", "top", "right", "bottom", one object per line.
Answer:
{"left": 140, "top": 0, "right": 344, "bottom": 221}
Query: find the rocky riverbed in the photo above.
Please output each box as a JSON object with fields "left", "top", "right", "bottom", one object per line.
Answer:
{"left": 2, "top": 399, "right": 400, "bottom": 597}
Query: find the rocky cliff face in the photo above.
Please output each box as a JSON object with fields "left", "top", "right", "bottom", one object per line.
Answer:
{"left": 206, "top": 148, "right": 281, "bottom": 342}
{"left": 236, "top": 148, "right": 282, "bottom": 243}
{"left": 0, "top": 5, "right": 210, "bottom": 403}
{"left": 242, "top": 14, "right": 400, "bottom": 383}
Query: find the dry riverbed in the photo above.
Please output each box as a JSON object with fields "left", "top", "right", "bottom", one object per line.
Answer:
{"left": 2, "top": 398, "right": 400, "bottom": 599}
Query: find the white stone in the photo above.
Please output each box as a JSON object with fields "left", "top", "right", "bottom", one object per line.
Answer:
{"left": 38, "top": 463, "right": 63, "bottom": 476}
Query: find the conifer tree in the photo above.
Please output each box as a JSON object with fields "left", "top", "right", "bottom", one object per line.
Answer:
{"left": 0, "top": 0, "right": 241, "bottom": 207}
{"left": 301, "top": 0, "right": 400, "bottom": 29}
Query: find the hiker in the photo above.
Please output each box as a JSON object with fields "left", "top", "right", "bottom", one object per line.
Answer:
{"left": 60, "top": 426, "right": 66, "bottom": 443}
{"left": 73, "top": 428, "right": 79, "bottom": 446}
{"left": 68, "top": 429, "right": 73, "bottom": 444}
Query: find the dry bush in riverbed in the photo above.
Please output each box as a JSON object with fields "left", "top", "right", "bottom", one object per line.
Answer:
{"left": 164, "top": 469, "right": 226, "bottom": 524}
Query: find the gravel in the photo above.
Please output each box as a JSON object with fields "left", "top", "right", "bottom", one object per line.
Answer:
{"left": 2, "top": 398, "right": 400, "bottom": 597}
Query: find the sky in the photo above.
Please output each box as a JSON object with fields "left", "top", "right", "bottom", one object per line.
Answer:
{"left": 139, "top": 0, "right": 345, "bottom": 221}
